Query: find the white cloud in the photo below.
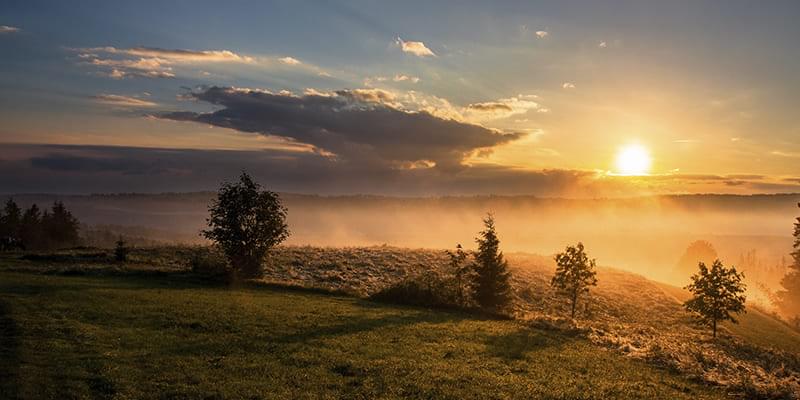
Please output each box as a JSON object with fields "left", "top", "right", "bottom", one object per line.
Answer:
{"left": 598, "top": 41, "right": 608, "bottom": 48}
{"left": 396, "top": 37, "right": 436, "bottom": 57}
{"left": 92, "top": 94, "right": 158, "bottom": 107}
{"left": 562, "top": 82, "right": 576, "bottom": 89}
{"left": 535, "top": 31, "right": 548, "bottom": 39}
{"left": 278, "top": 56, "right": 301, "bottom": 65}
{"left": 0, "top": 25, "right": 20, "bottom": 34}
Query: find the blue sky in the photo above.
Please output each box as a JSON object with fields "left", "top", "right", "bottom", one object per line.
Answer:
{"left": 1, "top": 0, "right": 799, "bottom": 195}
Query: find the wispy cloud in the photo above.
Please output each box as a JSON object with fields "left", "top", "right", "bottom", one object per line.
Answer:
{"left": 562, "top": 82, "right": 576, "bottom": 89}
{"left": 393, "top": 74, "right": 420, "bottom": 83}
{"left": 535, "top": 30, "right": 548, "bottom": 39}
{"left": 598, "top": 41, "right": 607, "bottom": 48}
{"left": 396, "top": 37, "right": 436, "bottom": 57}
{"left": 92, "top": 94, "right": 158, "bottom": 107}
{"left": 69, "top": 46, "right": 255, "bottom": 79}
{"left": 465, "top": 95, "right": 542, "bottom": 122}
{"left": 0, "top": 25, "right": 20, "bottom": 34}
{"left": 771, "top": 150, "right": 800, "bottom": 158}
{"left": 78, "top": 46, "right": 255, "bottom": 62}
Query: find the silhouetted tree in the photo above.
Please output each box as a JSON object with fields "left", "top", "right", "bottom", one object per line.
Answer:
{"left": 203, "top": 172, "right": 289, "bottom": 279}
{"left": 43, "top": 201, "right": 80, "bottom": 249}
{"left": 471, "top": 214, "right": 513, "bottom": 312}
{"left": 114, "top": 237, "right": 129, "bottom": 262}
{"left": 0, "top": 199, "right": 22, "bottom": 250}
{"left": 552, "top": 242, "right": 598, "bottom": 318}
{"left": 684, "top": 259, "right": 746, "bottom": 338}
{"left": 676, "top": 240, "right": 718, "bottom": 278}
{"left": 777, "top": 203, "right": 800, "bottom": 322}
{"left": 19, "top": 204, "right": 43, "bottom": 250}
{"left": 446, "top": 243, "right": 474, "bottom": 307}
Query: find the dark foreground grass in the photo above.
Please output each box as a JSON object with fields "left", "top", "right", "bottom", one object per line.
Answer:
{"left": 0, "top": 272, "right": 725, "bottom": 399}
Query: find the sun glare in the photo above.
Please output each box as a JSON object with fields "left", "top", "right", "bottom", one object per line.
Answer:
{"left": 615, "top": 144, "right": 651, "bottom": 176}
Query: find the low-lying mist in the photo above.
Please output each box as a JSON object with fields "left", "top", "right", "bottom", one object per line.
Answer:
{"left": 5, "top": 192, "right": 798, "bottom": 305}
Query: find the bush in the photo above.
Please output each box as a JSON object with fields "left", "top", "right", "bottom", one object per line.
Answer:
{"left": 370, "top": 271, "right": 460, "bottom": 308}
{"left": 114, "top": 238, "right": 129, "bottom": 262}
{"left": 188, "top": 248, "right": 231, "bottom": 281}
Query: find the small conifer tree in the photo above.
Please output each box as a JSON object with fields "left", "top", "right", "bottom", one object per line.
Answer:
{"left": 471, "top": 214, "right": 513, "bottom": 312}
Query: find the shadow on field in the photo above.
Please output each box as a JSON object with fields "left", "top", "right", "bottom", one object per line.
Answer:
{"left": 0, "top": 301, "right": 20, "bottom": 400}
{"left": 275, "top": 311, "right": 467, "bottom": 345}
{"left": 484, "top": 328, "right": 581, "bottom": 360}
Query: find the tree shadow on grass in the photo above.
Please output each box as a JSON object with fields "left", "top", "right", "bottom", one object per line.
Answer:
{"left": 274, "top": 310, "right": 469, "bottom": 345}
{"left": 0, "top": 300, "right": 20, "bottom": 400}
{"left": 483, "top": 327, "right": 583, "bottom": 361}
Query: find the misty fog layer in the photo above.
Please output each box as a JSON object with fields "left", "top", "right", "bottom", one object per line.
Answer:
{"left": 5, "top": 193, "right": 797, "bottom": 290}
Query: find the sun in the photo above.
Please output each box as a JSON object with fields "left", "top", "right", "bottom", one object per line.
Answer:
{"left": 615, "top": 144, "right": 652, "bottom": 176}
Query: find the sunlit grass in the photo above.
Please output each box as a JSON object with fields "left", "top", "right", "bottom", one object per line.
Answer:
{"left": 0, "top": 272, "right": 725, "bottom": 399}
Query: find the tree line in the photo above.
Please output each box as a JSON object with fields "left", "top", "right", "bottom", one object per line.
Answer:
{"left": 202, "top": 172, "right": 755, "bottom": 338}
{"left": 0, "top": 199, "right": 81, "bottom": 251}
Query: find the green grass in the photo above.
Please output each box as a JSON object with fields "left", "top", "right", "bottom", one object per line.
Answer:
{"left": 0, "top": 272, "right": 725, "bottom": 399}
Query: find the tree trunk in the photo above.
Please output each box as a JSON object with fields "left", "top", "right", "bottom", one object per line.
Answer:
{"left": 712, "top": 318, "right": 717, "bottom": 338}
{"left": 570, "top": 292, "right": 577, "bottom": 319}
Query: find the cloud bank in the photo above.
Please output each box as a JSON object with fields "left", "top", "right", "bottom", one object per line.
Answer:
{"left": 158, "top": 86, "right": 522, "bottom": 170}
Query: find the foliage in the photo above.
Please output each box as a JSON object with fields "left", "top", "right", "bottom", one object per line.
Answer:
{"left": 369, "top": 270, "right": 460, "bottom": 308}
{"left": 0, "top": 199, "right": 80, "bottom": 251}
{"left": 552, "top": 242, "right": 598, "bottom": 319}
{"left": 202, "top": 172, "right": 289, "bottom": 279}
{"left": 776, "top": 203, "right": 800, "bottom": 322}
{"left": 0, "top": 199, "right": 22, "bottom": 250}
{"left": 187, "top": 247, "right": 231, "bottom": 281}
{"left": 446, "top": 243, "right": 475, "bottom": 308}
{"left": 684, "top": 259, "right": 747, "bottom": 338}
{"left": 471, "top": 214, "right": 513, "bottom": 313}
{"left": 114, "top": 237, "right": 129, "bottom": 262}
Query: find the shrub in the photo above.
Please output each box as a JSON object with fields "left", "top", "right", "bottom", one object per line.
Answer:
{"left": 114, "top": 238, "right": 129, "bottom": 262}
{"left": 370, "top": 271, "right": 460, "bottom": 308}
{"left": 188, "top": 248, "right": 231, "bottom": 281}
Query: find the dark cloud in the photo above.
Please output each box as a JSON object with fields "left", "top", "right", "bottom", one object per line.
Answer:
{"left": 158, "top": 87, "right": 522, "bottom": 170}
{"left": 0, "top": 143, "right": 605, "bottom": 196}
{"left": 30, "top": 153, "right": 168, "bottom": 175}
{"left": 2, "top": 144, "right": 798, "bottom": 196}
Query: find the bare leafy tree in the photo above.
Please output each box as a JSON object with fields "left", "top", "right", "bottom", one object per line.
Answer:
{"left": 471, "top": 214, "right": 513, "bottom": 312}
{"left": 684, "top": 259, "right": 746, "bottom": 338}
{"left": 446, "top": 243, "right": 474, "bottom": 307}
{"left": 552, "top": 242, "right": 598, "bottom": 319}
{"left": 203, "top": 172, "right": 289, "bottom": 279}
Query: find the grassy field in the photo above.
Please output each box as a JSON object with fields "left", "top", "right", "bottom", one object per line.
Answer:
{"left": 0, "top": 271, "right": 726, "bottom": 400}
{"left": 657, "top": 281, "right": 800, "bottom": 354}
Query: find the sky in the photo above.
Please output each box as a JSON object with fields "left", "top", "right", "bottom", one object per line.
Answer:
{"left": 1, "top": 0, "right": 799, "bottom": 196}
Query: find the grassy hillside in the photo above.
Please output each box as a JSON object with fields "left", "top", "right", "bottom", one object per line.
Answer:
{"left": 1, "top": 246, "right": 798, "bottom": 397}
{"left": 657, "top": 282, "right": 800, "bottom": 354}
{"left": 0, "top": 272, "right": 725, "bottom": 399}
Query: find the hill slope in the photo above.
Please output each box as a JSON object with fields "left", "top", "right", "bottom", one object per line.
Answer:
{"left": 0, "top": 272, "right": 724, "bottom": 399}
